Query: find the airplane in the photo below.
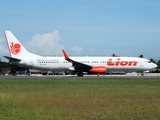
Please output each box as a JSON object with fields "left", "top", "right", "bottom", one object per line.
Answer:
{"left": 4, "top": 31, "right": 157, "bottom": 77}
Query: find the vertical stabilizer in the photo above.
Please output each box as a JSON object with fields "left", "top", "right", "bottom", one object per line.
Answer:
{"left": 4, "top": 31, "right": 41, "bottom": 58}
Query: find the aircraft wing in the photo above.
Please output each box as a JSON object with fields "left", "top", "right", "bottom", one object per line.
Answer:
{"left": 62, "top": 50, "right": 91, "bottom": 70}
{"left": 4, "top": 56, "right": 21, "bottom": 62}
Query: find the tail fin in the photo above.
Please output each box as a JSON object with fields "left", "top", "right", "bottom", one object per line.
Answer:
{"left": 4, "top": 31, "right": 41, "bottom": 58}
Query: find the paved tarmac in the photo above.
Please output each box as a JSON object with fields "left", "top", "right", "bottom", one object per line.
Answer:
{"left": 1, "top": 74, "right": 160, "bottom": 80}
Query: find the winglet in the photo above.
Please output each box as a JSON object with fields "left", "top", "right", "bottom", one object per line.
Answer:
{"left": 62, "top": 49, "right": 70, "bottom": 61}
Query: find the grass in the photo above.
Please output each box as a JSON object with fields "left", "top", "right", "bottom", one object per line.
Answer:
{"left": 0, "top": 78, "right": 160, "bottom": 120}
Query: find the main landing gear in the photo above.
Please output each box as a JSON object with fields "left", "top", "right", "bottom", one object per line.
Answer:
{"left": 77, "top": 72, "right": 84, "bottom": 77}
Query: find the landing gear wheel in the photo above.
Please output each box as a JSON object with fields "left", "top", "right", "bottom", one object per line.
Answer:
{"left": 77, "top": 72, "right": 84, "bottom": 77}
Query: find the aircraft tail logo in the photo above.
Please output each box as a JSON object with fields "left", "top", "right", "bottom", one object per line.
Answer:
{"left": 9, "top": 42, "right": 21, "bottom": 55}
{"left": 4, "top": 31, "right": 42, "bottom": 58}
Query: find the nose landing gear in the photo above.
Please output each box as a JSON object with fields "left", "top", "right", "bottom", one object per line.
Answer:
{"left": 141, "top": 72, "right": 144, "bottom": 77}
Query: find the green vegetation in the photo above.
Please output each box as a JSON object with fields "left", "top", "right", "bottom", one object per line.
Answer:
{"left": 0, "top": 61, "right": 28, "bottom": 75}
{"left": 0, "top": 79, "right": 160, "bottom": 120}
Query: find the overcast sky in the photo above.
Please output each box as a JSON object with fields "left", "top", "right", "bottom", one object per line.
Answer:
{"left": 0, "top": 0, "right": 160, "bottom": 61}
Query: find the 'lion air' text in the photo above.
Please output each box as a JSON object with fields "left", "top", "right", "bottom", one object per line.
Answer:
{"left": 107, "top": 58, "right": 137, "bottom": 66}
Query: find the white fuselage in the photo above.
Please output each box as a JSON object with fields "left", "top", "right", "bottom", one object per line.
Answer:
{"left": 16, "top": 56, "right": 157, "bottom": 73}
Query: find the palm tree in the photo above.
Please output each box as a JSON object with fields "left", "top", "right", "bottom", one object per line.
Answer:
{"left": 139, "top": 54, "right": 144, "bottom": 58}
{"left": 111, "top": 54, "right": 117, "bottom": 57}
{"left": 150, "top": 58, "right": 155, "bottom": 63}
{"left": 156, "top": 60, "right": 160, "bottom": 69}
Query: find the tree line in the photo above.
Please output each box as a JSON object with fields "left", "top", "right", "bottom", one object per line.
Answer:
{"left": 0, "top": 61, "right": 28, "bottom": 75}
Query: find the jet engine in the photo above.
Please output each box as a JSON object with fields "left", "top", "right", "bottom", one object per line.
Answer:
{"left": 91, "top": 66, "right": 106, "bottom": 74}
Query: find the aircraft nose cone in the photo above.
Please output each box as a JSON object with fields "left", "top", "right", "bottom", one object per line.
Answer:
{"left": 153, "top": 63, "right": 157, "bottom": 68}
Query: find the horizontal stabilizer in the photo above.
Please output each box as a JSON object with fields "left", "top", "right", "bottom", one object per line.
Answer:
{"left": 4, "top": 56, "right": 21, "bottom": 62}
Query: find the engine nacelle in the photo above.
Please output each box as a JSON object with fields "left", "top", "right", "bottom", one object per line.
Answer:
{"left": 91, "top": 66, "right": 106, "bottom": 74}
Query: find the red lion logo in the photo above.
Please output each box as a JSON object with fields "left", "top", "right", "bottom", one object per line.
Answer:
{"left": 9, "top": 42, "right": 21, "bottom": 55}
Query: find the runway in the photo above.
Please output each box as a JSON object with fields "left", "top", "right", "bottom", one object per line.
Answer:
{"left": 1, "top": 74, "right": 160, "bottom": 80}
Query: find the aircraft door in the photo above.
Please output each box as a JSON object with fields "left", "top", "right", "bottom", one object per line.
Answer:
{"left": 140, "top": 61, "right": 143, "bottom": 67}
{"left": 30, "top": 59, "right": 34, "bottom": 68}
{"left": 59, "top": 60, "right": 63, "bottom": 67}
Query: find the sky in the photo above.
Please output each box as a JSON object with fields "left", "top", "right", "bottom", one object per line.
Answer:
{"left": 0, "top": 0, "right": 160, "bottom": 61}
